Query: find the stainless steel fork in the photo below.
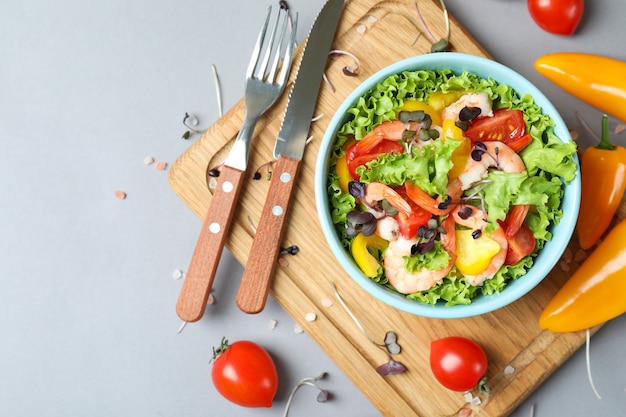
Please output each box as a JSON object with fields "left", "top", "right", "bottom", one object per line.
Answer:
{"left": 176, "top": 6, "right": 297, "bottom": 323}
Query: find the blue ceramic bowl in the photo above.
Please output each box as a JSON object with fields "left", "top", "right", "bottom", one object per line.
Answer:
{"left": 314, "top": 53, "right": 580, "bottom": 318}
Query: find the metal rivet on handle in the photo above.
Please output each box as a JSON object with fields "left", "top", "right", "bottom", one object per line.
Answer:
{"left": 209, "top": 222, "right": 221, "bottom": 233}
{"left": 280, "top": 172, "right": 291, "bottom": 183}
{"left": 221, "top": 181, "right": 234, "bottom": 193}
{"left": 272, "top": 205, "right": 283, "bottom": 216}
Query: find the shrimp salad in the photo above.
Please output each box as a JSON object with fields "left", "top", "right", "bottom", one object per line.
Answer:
{"left": 327, "top": 69, "right": 577, "bottom": 306}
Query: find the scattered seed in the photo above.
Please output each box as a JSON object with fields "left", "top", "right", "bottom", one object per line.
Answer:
{"left": 356, "top": 24, "right": 366, "bottom": 34}
{"left": 155, "top": 161, "right": 168, "bottom": 170}
{"left": 208, "top": 177, "right": 218, "bottom": 190}
{"left": 574, "top": 249, "right": 588, "bottom": 263}
{"left": 294, "top": 324, "right": 304, "bottom": 334}
{"left": 144, "top": 156, "right": 155, "bottom": 165}
{"left": 459, "top": 408, "right": 472, "bottom": 417}
{"left": 305, "top": 312, "right": 317, "bottom": 322}
{"left": 207, "top": 293, "right": 216, "bottom": 305}
{"left": 367, "top": 15, "right": 378, "bottom": 23}
{"left": 504, "top": 365, "right": 515, "bottom": 375}
{"left": 562, "top": 247, "right": 573, "bottom": 263}
{"left": 172, "top": 269, "right": 184, "bottom": 280}
{"left": 320, "top": 298, "right": 333, "bottom": 307}
{"left": 114, "top": 190, "right": 127, "bottom": 200}
{"left": 268, "top": 319, "right": 277, "bottom": 330}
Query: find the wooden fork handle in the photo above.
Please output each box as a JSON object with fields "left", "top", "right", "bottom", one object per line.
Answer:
{"left": 176, "top": 165, "right": 246, "bottom": 322}
{"left": 236, "top": 155, "right": 301, "bottom": 314}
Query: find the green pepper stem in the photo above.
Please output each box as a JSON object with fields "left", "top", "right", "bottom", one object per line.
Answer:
{"left": 596, "top": 114, "right": 616, "bottom": 151}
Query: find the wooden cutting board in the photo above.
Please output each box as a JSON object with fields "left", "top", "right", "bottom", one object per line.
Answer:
{"left": 169, "top": 0, "right": 612, "bottom": 415}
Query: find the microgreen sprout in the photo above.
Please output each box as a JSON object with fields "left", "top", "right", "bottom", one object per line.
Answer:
{"left": 414, "top": 0, "right": 451, "bottom": 53}
{"left": 208, "top": 160, "right": 224, "bottom": 178}
{"left": 182, "top": 112, "right": 207, "bottom": 139}
{"left": 280, "top": 245, "right": 299, "bottom": 255}
{"left": 411, "top": 218, "right": 444, "bottom": 255}
{"left": 324, "top": 49, "right": 362, "bottom": 92}
{"left": 329, "top": 49, "right": 361, "bottom": 76}
{"left": 253, "top": 159, "right": 275, "bottom": 180}
{"left": 331, "top": 282, "right": 407, "bottom": 376}
{"left": 348, "top": 180, "right": 366, "bottom": 198}
{"left": 282, "top": 372, "right": 330, "bottom": 417}
{"left": 346, "top": 210, "right": 377, "bottom": 237}
{"left": 459, "top": 106, "right": 482, "bottom": 122}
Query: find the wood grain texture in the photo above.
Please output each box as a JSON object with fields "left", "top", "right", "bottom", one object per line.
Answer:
{"left": 237, "top": 156, "right": 302, "bottom": 314}
{"left": 175, "top": 165, "right": 246, "bottom": 322}
{"left": 169, "top": 0, "right": 614, "bottom": 415}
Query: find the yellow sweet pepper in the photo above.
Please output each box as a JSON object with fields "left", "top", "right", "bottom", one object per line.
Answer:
{"left": 351, "top": 233, "right": 389, "bottom": 278}
{"left": 539, "top": 217, "right": 626, "bottom": 332}
{"left": 455, "top": 229, "right": 501, "bottom": 276}
{"left": 535, "top": 52, "right": 626, "bottom": 123}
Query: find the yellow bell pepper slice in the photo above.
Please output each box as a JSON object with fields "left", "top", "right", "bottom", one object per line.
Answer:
{"left": 427, "top": 91, "right": 463, "bottom": 112}
{"left": 441, "top": 119, "right": 471, "bottom": 180}
{"left": 400, "top": 99, "right": 442, "bottom": 127}
{"left": 335, "top": 154, "right": 351, "bottom": 194}
{"left": 351, "top": 233, "right": 389, "bottom": 278}
{"left": 455, "top": 229, "right": 501, "bottom": 276}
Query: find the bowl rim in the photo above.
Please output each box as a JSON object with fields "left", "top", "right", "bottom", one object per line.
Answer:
{"left": 314, "top": 53, "right": 581, "bottom": 319}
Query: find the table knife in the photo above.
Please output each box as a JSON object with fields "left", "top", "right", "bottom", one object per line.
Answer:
{"left": 236, "top": 0, "right": 344, "bottom": 314}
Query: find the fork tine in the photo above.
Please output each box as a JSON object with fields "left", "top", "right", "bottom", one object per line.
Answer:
{"left": 277, "top": 13, "right": 298, "bottom": 86}
{"left": 256, "top": 6, "right": 281, "bottom": 79}
{"left": 246, "top": 6, "right": 272, "bottom": 79}
{"left": 267, "top": 9, "right": 290, "bottom": 82}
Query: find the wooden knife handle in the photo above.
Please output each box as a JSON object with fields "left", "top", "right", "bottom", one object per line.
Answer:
{"left": 236, "top": 155, "right": 301, "bottom": 314}
{"left": 176, "top": 165, "right": 246, "bottom": 322}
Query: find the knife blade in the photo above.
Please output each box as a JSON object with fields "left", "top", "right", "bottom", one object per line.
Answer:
{"left": 236, "top": 0, "right": 344, "bottom": 314}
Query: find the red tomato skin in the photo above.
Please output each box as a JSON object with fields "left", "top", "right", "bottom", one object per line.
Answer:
{"left": 504, "top": 222, "right": 536, "bottom": 266}
{"left": 393, "top": 187, "right": 432, "bottom": 239}
{"left": 464, "top": 108, "right": 526, "bottom": 147}
{"left": 346, "top": 139, "right": 403, "bottom": 179}
{"left": 211, "top": 341, "right": 278, "bottom": 408}
{"left": 527, "top": 0, "right": 584, "bottom": 36}
{"left": 430, "top": 336, "right": 488, "bottom": 392}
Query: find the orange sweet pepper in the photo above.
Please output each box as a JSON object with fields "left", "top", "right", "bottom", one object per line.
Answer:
{"left": 535, "top": 52, "right": 626, "bottom": 123}
{"left": 576, "top": 115, "right": 626, "bottom": 249}
{"left": 539, "top": 217, "right": 626, "bottom": 332}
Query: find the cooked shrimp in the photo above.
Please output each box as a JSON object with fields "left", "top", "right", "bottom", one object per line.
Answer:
{"left": 364, "top": 119, "right": 424, "bottom": 141}
{"left": 452, "top": 205, "right": 508, "bottom": 286}
{"left": 384, "top": 216, "right": 456, "bottom": 293}
{"left": 405, "top": 178, "right": 462, "bottom": 215}
{"left": 376, "top": 216, "right": 400, "bottom": 241}
{"left": 458, "top": 140, "right": 526, "bottom": 190}
{"left": 364, "top": 182, "right": 412, "bottom": 217}
{"left": 441, "top": 92, "right": 493, "bottom": 122}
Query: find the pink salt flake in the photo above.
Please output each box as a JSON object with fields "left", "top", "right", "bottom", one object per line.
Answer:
{"left": 114, "top": 190, "right": 127, "bottom": 200}
{"left": 154, "top": 161, "right": 168, "bottom": 170}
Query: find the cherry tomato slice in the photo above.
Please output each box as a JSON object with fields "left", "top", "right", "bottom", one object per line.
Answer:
{"left": 504, "top": 222, "right": 536, "bottom": 266}
{"left": 430, "top": 336, "right": 488, "bottom": 392}
{"left": 346, "top": 139, "right": 403, "bottom": 179}
{"left": 464, "top": 108, "right": 526, "bottom": 147}
{"left": 527, "top": 0, "right": 584, "bottom": 36}
{"left": 393, "top": 187, "right": 432, "bottom": 240}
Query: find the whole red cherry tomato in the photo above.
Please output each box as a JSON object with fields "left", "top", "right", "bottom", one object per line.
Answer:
{"left": 430, "top": 336, "right": 488, "bottom": 392}
{"left": 210, "top": 338, "right": 278, "bottom": 408}
{"left": 527, "top": 0, "right": 584, "bottom": 36}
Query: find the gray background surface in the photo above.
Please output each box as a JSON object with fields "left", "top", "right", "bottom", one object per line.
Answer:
{"left": 2, "top": 0, "right": 625, "bottom": 416}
